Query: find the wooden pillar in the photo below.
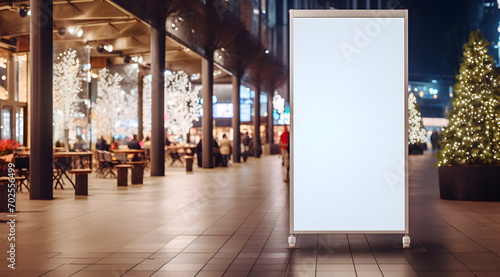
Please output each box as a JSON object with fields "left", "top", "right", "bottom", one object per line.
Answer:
{"left": 30, "top": 0, "right": 53, "bottom": 199}
{"left": 267, "top": 93, "right": 273, "bottom": 144}
{"left": 150, "top": 18, "right": 166, "bottom": 176}
{"left": 232, "top": 75, "right": 241, "bottom": 163}
{"left": 253, "top": 81, "right": 261, "bottom": 158}
{"left": 202, "top": 56, "right": 214, "bottom": 168}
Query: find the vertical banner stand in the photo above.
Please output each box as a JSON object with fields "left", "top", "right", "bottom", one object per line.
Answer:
{"left": 289, "top": 9, "right": 409, "bottom": 249}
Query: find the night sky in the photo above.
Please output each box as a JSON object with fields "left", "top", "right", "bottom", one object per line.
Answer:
{"left": 401, "top": 0, "right": 485, "bottom": 80}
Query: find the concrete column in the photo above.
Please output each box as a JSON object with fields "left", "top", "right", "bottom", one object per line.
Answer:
{"left": 366, "top": 0, "right": 370, "bottom": 9}
{"left": 267, "top": 93, "right": 273, "bottom": 144}
{"left": 150, "top": 18, "right": 166, "bottom": 176}
{"left": 30, "top": 0, "right": 53, "bottom": 200}
{"left": 202, "top": 56, "right": 214, "bottom": 168}
{"left": 232, "top": 75, "right": 241, "bottom": 163}
{"left": 253, "top": 81, "right": 261, "bottom": 158}
{"left": 353, "top": 0, "right": 357, "bottom": 9}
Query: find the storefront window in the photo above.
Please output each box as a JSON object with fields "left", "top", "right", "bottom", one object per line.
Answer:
{"left": 15, "top": 107, "right": 24, "bottom": 145}
{"left": 0, "top": 56, "right": 8, "bottom": 100}
{"left": 17, "top": 54, "right": 28, "bottom": 103}
{"left": 1, "top": 106, "right": 12, "bottom": 139}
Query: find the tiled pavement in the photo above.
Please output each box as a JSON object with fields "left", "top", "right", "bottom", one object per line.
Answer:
{"left": 0, "top": 153, "right": 500, "bottom": 276}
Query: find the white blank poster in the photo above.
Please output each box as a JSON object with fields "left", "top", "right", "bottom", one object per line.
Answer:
{"left": 291, "top": 11, "right": 407, "bottom": 233}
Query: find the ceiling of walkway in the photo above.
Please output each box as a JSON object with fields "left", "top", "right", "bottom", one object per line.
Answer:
{"left": 0, "top": 0, "right": 229, "bottom": 78}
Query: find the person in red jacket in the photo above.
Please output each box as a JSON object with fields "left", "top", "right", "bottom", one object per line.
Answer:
{"left": 279, "top": 126, "right": 290, "bottom": 182}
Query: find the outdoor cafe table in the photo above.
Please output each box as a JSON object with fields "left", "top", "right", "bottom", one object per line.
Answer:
{"left": 17, "top": 151, "right": 93, "bottom": 189}
{"left": 165, "top": 145, "right": 196, "bottom": 166}
{"left": 165, "top": 145, "right": 196, "bottom": 154}
{"left": 111, "top": 149, "right": 145, "bottom": 162}
{"left": 17, "top": 151, "right": 92, "bottom": 166}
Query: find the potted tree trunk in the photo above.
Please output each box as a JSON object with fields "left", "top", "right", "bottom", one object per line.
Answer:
{"left": 436, "top": 31, "right": 500, "bottom": 201}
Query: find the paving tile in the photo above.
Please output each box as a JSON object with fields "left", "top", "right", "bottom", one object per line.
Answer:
{"left": 415, "top": 272, "right": 475, "bottom": 277}
{"left": 356, "top": 271, "right": 383, "bottom": 277}
{"left": 151, "top": 270, "right": 200, "bottom": 277}
{"left": 285, "top": 271, "right": 315, "bottom": 277}
{"left": 316, "top": 271, "right": 356, "bottom": 277}
{"left": 454, "top": 253, "right": 500, "bottom": 270}
{"left": 316, "top": 263, "right": 355, "bottom": 271}
{"left": 195, "top": 271, "right": 227, "bottom": 277}
{"left": 122, "top": 271, "right": 157, "bottom": 277}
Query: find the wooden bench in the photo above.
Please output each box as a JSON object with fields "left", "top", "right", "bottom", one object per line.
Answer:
{"left": 0, "top": 176, "right": 28, "bottom": 193}
{"left": 126, "top": 161, "right": 147, "bottom": 184}
{"left": 68, "top": 169, "right": 92, "bottom": 195}
{"left": 0, "top": 177, "right": 22, "bottom": 212}
{"left": 115, "top": 164, "right": 133, "bottom": 186}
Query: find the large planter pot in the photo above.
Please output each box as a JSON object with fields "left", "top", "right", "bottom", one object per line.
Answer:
{"left": 438, "top": 165, "right": 500, "bottom": 201}
{"left": 409, "top": 143, "right": 425, "bottom": 155}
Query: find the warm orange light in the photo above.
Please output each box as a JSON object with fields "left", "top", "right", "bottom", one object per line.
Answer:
{"left": 419, "top": 91, "right": 424, "bottom": 97}
{"left": 433, "top": 95, "right": 438, "bottom": 99}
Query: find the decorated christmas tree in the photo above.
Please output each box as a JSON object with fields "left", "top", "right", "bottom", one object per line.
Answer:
{"left": 53, "top": 49, "right": 82, "bottom": 146}
{"left": 142, "top": 71, "right": 201, "bottom": 141}
{"left": 408, "top": 93, "right": 426, "bottom": 145}
{"left": 164, "top": 71, "right": 202, "bottom": 141}
{"left": 437, "top": 31, "right": 500, "bottom": 166}
{"left": 93, "top": 68, "right": 125, "bottom": 139}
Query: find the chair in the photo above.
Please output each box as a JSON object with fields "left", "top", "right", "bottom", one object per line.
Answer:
{"left": 168, "top": 149, "right": 183, "bottom": 167}
{"left": 102, "top": 151, "right": 117, "bottom": 178}
{"left": 143, "top": 148, "right": 151, "bottom": 170}
{"left": 114, "top": 152, "right": 128, "bottom": 163}
{"left": 14, "top": 156, "right": 30, "bottom": 192}
{"left": 96, "top": 150, "right": 106, "bottom": 178}
{"left": 53, "top": 157, "right": 74, "bottom": 189}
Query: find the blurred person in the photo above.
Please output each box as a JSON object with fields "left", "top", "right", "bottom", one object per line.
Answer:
{"left": 219, "top": 134, "right": 231, "bottom": 167}
{"left": 96, "top": 136, "right": 109, "bottom": 151}
{"left": 142, "top": 136, "right": 151, "bottom": 149}
{"left": 196, "top": 138, "right": 203, "bottom": 167}
{"left": 196, "top": 138, "right": 221, "bottom": 167}
{"left": 431, "top": 131, "right": 439, "bottom": 153}
{"left": 241, "top": 132, "right": 250, "bottom": 162}
{"left": 73, "top": 135, "right": 88, "bottom": 151}
{"left": 128, "top": 134, "right": 141, "bottom": 149}
{"left": 213, "top": 138, "right": 222, "bottom": 167}
{"left": 128, "top": 134, "right": 142, "bottom": 161}
{"left": 280, "top": 126, "right": 290, "bottom": 182}
{"left": 110, "top": 138, "right": 119, "bottom": 150}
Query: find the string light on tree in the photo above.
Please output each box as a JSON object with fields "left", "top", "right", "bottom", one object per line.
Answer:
{"left": 408, "top": 93, "right": 426, "bottom": 145}
{"left": 142, "top": 71, "right": 201, "bottom": 140}
{"left": 436, "top": 31, "right": 500, "bottom": 166}
{"left": 164, "top": 71, "right": 202, "bottom": 141}
{"left": 93, "top": 68, "right": 136, "bottom": 139}
{"left": 272, "top": 91, "right": 285, "bottom": 114}
{"left": 53, "top": 49, "right": 82, "bottom": 145}
{"left": 142, "top": 75, "right": 152, "bottom": 138}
